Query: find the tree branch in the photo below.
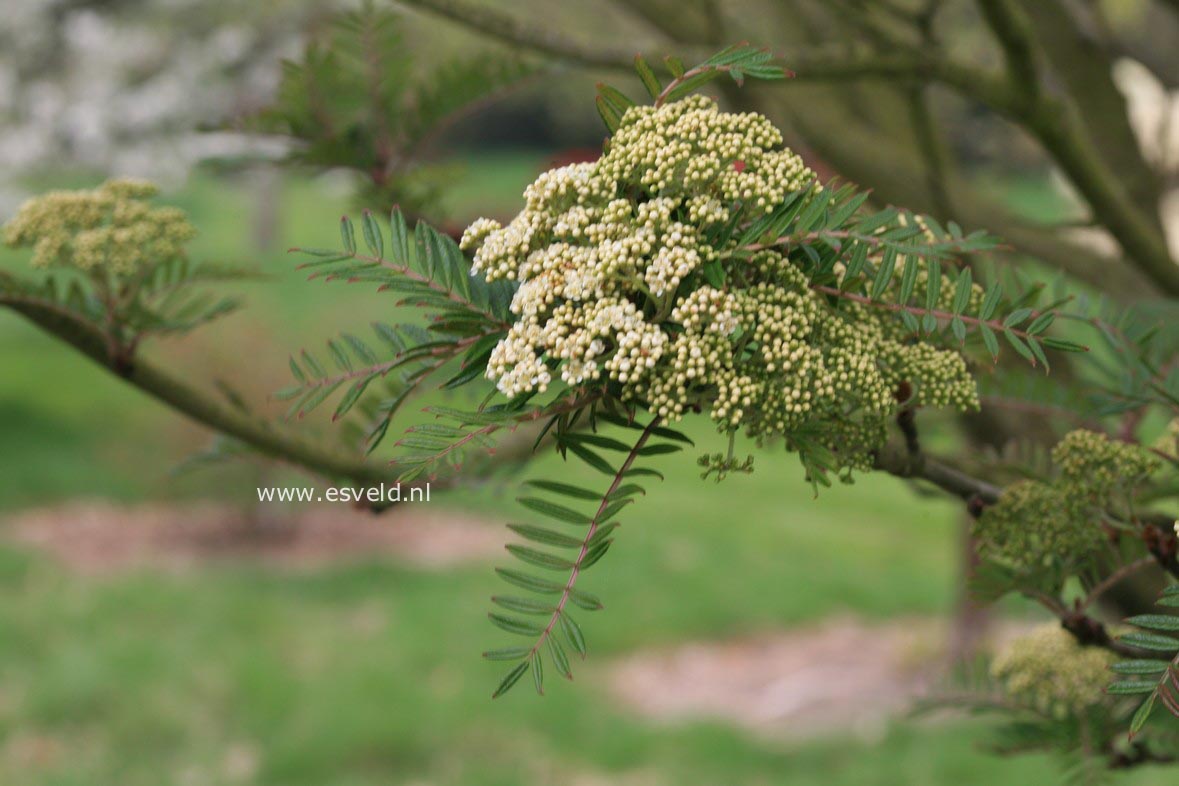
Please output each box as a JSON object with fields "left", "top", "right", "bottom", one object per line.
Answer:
{"left": 975, "top": 0, "right": 1042, "bottom": 102}
{"left": 394, "top": 0, "right": 639, "bottom": 69}
{"left": 873, "top": 440, "right": 1002, "bottom": 504}
{"left": 1079, "top": 556, "right": 1156, "bottom": 611}
{"left": 1060, "top": 609, "right": 1142, "bottom": 657}
{"left": 970, "top": 0, "right": 1178, "bottom": 292}
{"left": 4, "top": 296, "right": 404, "bottom": 488}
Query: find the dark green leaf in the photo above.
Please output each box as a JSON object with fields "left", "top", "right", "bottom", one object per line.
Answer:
{"left": 870, "top": 248, "right": 896, "bottom": 300}
{"left": 567, "top": 587, "right": 603, "bottom": 611}
{"left": 1111, "top": 660, "right": 1171, "bottom": 676}
{"left": 596, "top": 500, "right": 631, "bottom": 523}
{"left": 389, "top": 208, "right": 411, "bottom": 262}
{"left": 340, "top": 215, "right": 357, "bottom": 256}
{"left": 899, "top": 255, "right": 918, "bottom": 303}
{"left": 1130, "top": 692, "right": 1157, "bottom": 738}
{"left": 597, "top": 83, "right": 635, "bottom": 114}
{"left": 332, "top": 377, "right": 373, "bottom": 421}
{"left": 488, "top": 613, "right": 543, "bottom": 636}
{"left": 1119, "top": 632, "right": 1179, "bottom": 652}
{"left": 506, "top": 544, "right": 576, "bottom": 571}
{"left": 559, "top": 611, "right": 586, "bottom": 657}
{"left": 702, "top": 260, "right": 725, "bottom": 288}
{"left": 1026, "top": 312, "right": 1054, "bottom": 335}
{"left": 507, "top": 523, "right": 585, "bottom": 549}
{"left": 634, "top": 54, "right": 662, "bottom": 99}
{"left": 580, "top": 538, "right": 612, "bottom": 570}
{"left": 952, "top": 268, "right": 973, "bottom": 315}
{"left": 924, "top": 259, "right": 941, "bottom": 312}
{"left": 595, "top": 95, "right": 622, "bottom": 133}
{"left": 491, "top": 660, "right": 530, "bottom": 698}
{"left": 548, "top": 637, "right": 573, "bottom": 678}
{"left": 524, "top": 479, "right": 600, "bottom": 500}
{"left": 1003, "top": 308, "right": 1034, "bottom": 328}
{"left": 361, "top": 209, "right": 384, "bottom": 258}
{"left": 531, "top": 650, "right": 544, "bottom": 695}
{"left": 981, "top": 325, "right": 1000, "bottom": 360}
{"left": 495, "top": 568, "right": 563, "bottom": 594}
{"left": 979, "top": 284, "right": 1003, "bottom": 320}
{"left": 517, "top": 497, "right": 592, "bottom": 525}
{"left": 564, "top": 433, "right": 633, "bottom": 452}
{"left": 1041, "top": 337, "right": 1087, "bottom": 353}
{"left": 624, "top": 467, "right": 664, "bottom": 481}
{"left": 1129, "top": 615, "right": 1179, "bottom": 632}
{"left": 636, "top": 443, "right": 682, "bottom": 456}
{"left": 951, "top": 316, "right": 966, "bottom": 344}
{"left": 492, "top": 595, "right": 555, "bottom": 615}
{"left": 566, "top": 443, "right": 616, "bottom": 475}
{"left": 1004, "top": 329, "right": 1036, "bottom": 365}
{"left": 1107, "top": 680, "right": 1160, "bottom": 695}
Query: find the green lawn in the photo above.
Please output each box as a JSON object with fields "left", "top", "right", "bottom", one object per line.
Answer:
{"left": 1, "top": 166, "right": 1168, "bottom": 784}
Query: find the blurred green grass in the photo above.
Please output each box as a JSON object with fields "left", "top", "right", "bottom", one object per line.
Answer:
{"left": 1, "top": 163, "right": 1153, "bottom": 784}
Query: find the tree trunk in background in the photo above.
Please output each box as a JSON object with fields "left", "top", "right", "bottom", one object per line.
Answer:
{"left": 251, "top": 168, "right": 280, "bottom": 253}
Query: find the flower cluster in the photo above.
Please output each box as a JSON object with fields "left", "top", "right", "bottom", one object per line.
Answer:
{"left": 974, "top": 430, "right": 1158, "bottom": 575}
{"left": 462, "top": 96, "right": 979, "bottom": 474}
{"left": 3, "top": 178, "right": 195, "bottom": 274}
{"left": 1053, "top": 429, "right": 1159, "bottom": 496}
{"left": 991, "top": 624, "right": 1116, "bottom": 718}
{"left": 973, "top": 479, "right": 1102, "bottom": 573}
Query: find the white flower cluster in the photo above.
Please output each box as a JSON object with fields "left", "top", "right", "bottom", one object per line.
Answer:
{"left": 4, "top": 178, "right": 196, "bottom": 273}
{"left": 991, "top": 624, "right": 1116, "bottom": 717}
{"left": 461, "top": 95, "right": 978, "bottom": 472}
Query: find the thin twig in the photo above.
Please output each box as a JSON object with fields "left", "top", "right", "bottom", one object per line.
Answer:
{"left": 1079, "top": 556, "right": 1156, "bottom": 611}
{"left": 812, "top": 284, "right": 1072, "bottom": 348}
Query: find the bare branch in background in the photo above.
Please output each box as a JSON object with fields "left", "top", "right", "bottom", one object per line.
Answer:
{"left": 395, "top": 0, "right": 639, "bottom": 68}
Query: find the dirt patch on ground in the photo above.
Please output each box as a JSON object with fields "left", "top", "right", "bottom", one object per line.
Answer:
{"left": 606, "top": 616, "right": 1027, "bottom": 741}
{"left": 1, "top": 501, "right": 505, "bottom": 574}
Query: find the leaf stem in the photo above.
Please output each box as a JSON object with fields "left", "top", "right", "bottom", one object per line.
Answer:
{"left": 527, "top": 415, "right": 662, "bottom": 661}
{"left": 812, "top": 283, "right": 1078, "bottom": 348}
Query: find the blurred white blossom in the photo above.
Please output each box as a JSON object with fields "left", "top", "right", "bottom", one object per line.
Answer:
{"left": 0, "top": 0, "right": 318, "bottom": 211}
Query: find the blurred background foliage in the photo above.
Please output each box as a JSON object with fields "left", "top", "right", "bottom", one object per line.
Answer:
{"left": 3, "top": 0, "right": 1179, "bottom": 784}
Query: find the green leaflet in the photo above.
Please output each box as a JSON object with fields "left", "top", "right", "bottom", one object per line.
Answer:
{"left": 492, "top": 661, "right": 530, "bottom": 699}
{"left": 505, "top": 545, "right": 576, "bottom": 571}
{"left": 507, "top": 523, "right": 585, "bottom": 549}
{"left": 516, "top": 497, "right": 592, "bottom": 525}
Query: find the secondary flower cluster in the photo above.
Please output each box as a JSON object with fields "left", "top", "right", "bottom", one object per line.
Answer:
{"left": 461, "top": 95, "right": 978, "bottom": 473}
{"left": 1053, "top": 428, "right": 1159, "bottom": 496}
{"left": 991, "top": 624, "right": 1117, "bottom": 718}
{"left": 974, "top": 430, "right": 1158, "bottom": 575}
{"left": 4, "top": 178, "right": 195, "bottom": 274}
